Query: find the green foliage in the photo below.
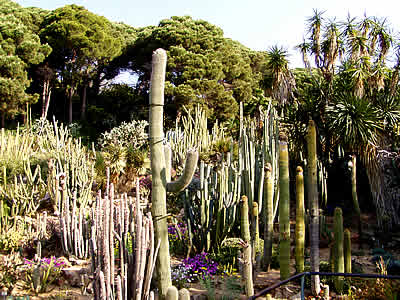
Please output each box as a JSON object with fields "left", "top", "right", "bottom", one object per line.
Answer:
{"left": 124, "top": 16, "right": 264, "bottom": 123}
{"left": 23, "top": 256, "right": 65, "bottom": 294}
{"left": 327, "top": 94, "right": 382, "bottom": 151}
{"left": 0, "top": 0, "right": 51, "bottom": 124}
{"left": 98, "top": 120, "right": 149, "bottom": 150}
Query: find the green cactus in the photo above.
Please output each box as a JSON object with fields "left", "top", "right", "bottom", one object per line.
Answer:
{"left": 263, "top": 163, "right": 274, "bottom": 271}
{"left": 149, "top": 48, "right": 198, "bottom": 299}
{"left": 349, "top": 155, "right": 362, "bottom": 243}
{"left": 295, "top": 166, "right": 305, "bottom": 273}
{"left": 344, "top": 228, "right": 352, "bottom": 274}
{"left": 334, "top": 207, "right": 344, "bottom": 293}
{"left": 279, "top": 134, "right": 290, "bottom": 280}
{"left": 307, "top": 120, "right": 320, "bottom": 295}
{"left": 252, "top": 201, "right": 259, "bottom": 264}
{"left": 240, "top": 195, "right": 254, "bottom": 296}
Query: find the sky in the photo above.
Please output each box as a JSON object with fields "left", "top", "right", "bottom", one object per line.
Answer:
{"left": 14, "top": 0, "right": 400, "bottom": 68}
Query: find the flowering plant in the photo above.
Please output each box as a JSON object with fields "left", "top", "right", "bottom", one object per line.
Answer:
{"left": 168, "top": 222, "right": 188, "bottom": 255}
{"left": 183, "top": 252, "right": 218, "bottom": 280}
{"left": 171, "top": 264, "right": 196, "bottom": 289}
{"left": 23, "top": 256, "right": 65, "bottom": 293}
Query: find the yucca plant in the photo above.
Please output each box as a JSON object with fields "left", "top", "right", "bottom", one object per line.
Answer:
{"left": 327, "top": 94, "right": 382, "bottom": 151}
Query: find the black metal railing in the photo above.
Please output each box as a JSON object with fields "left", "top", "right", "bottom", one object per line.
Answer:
{"left": 249, "top": 271, "right": 400, "bottom": 300}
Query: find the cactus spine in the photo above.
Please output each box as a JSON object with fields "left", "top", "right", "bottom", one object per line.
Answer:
{"left": 263, "top": 163, "right": 274, "bottom": 271}
{"left": 279, "top": 134, "right": 290, "bottom": 280}
{"left": 240, "top": 195, "right": 254, "bottom": 296}
{"left": 295, "top": 166, "right": 305, "bottom": 273}
{"left": 344, "top": 228, "right": 351, "bottom": 273}
{"left": 334, "top": 207, "right": 344, "bottom": 293}
{"left": 307, "top": 120, "right": 320, "bottom": 295}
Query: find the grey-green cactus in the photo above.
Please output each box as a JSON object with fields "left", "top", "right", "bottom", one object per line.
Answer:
{"left": 240, "top": 195, "right": 254, "bottom": 296}
{"left": 349, "top": 155, "right": 362, "bottom": 242}
{"left": 295, "top": 166, "right": 305, "bottom": 273}
{"left": 334, "top": 207, "right": 344, "bottom": 293}
{"left": 263, "top": 163, "right": 274, "bottom": 271}
{"left": 307, "top": 120, "right": 320, "bottom": 295}
{"left": 279, "top": 134, "right": 290, "bottom": 280}
{"left": 149, "top": 48, "right": 198, "bottom": 299}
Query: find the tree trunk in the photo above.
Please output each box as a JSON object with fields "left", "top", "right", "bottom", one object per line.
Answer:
{"left": 68, "top": 87, "right": 74, "bottom": 124}
{"left": 307, "top": 120, "right": 320, "bottom": 296}
{"left": 41, "top": 80, "right": 52, "bottom": 119}
{"left": 81, "top": 84, "right": 87, "bottom": 121}
{"left": 1, "top": 111, "right": 5, "bottom": 128}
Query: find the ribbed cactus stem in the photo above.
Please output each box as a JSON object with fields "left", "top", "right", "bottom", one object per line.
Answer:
{"left": 334, "top": 207, "right": 344, "bottom": 293}
{"left": 240, "top": 195, "right": 254, "bottom": 296}
{"left": 344, "top": 228, "right": 352, "bottom": 274}
{"left": 295, "top": 166, "right": 305, "bottom": 273}
{"left": 150, "top": 48, "right": 172, "bottom": 298}
{"left": 166, "top": 286, "right": 179, "bottom": 300}
{"left": 252, "top": 201, "right": 259, "bottom": 259}
{"left": 263, "top": 163, "right": 274, "bottom": 271}
{"left": 279, "top": 134, "right": 290, "bottom": 280}
{"left": 349, "top": 154, "right": 362, "bottom": 243}
{"left": 307, "top": 120, "right": 320, "bottom": 295}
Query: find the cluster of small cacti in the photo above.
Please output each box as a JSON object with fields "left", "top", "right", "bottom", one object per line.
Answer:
{"left": 91, "top": 176, "right": 157, "bottom": 300}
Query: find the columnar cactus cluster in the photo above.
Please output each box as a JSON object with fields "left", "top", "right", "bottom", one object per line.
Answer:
{"left": 91, "top": 177, "right": 157, "bottom": 300}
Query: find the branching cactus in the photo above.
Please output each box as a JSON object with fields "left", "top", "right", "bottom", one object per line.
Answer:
{"left": 279, "top": 133, "right": 290, "bottom": 280}
{"left": 149, "top": 48, "right": 198, "bottom": 299}
{"left": 295, "top": 166, "right": 305, "bottom": 273}
{"left": 334, "top": 207, "right": 344, "bottom": 293}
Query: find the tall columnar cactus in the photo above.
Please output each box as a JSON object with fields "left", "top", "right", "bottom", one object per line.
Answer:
{"left": 349, "top": 155, "right": 362, "bottom": 241}
{"left": 334, "top": 207, "right": 344, "bottom": 293}
{"left": 279, "top": 134, "right": 290, "bottom": 280}
{"left": 344, "top": 228, "right": 352, "bottom": 274}
{"left": 307, "top": 120, "right": 320, "bottom": 295}
{"left": 240, "top": 195, "right": 254, "bottom": 296}
{"left": 295, "top": 166, "right": 305, "bottom": 273}
{"left": 263, "top": 163, "right": 274, "bottom": 271}
{"left": 149, "top": 48, "right": 198, "bottom": 299}
{"left": 252, "top": 201, "right": 259, "bottom": 265}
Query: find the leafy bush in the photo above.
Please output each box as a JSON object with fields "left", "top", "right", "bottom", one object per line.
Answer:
{"left": 98, "top": 120, "right": 148, "bottom": 150}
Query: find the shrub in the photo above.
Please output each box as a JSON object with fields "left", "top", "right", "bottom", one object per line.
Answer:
{"left": 98, "top": 120, "right": 148, "bottom": 150}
